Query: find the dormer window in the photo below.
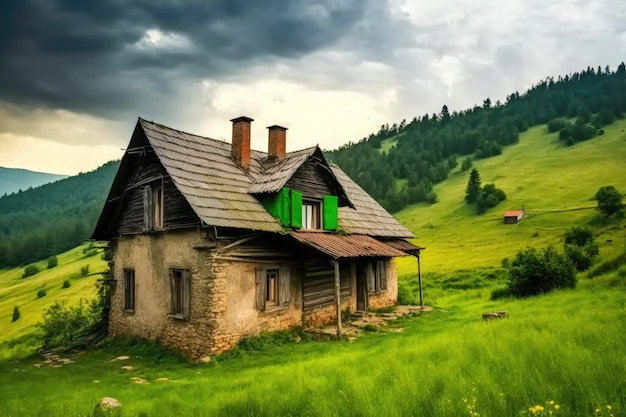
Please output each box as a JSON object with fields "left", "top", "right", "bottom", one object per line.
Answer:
{"left": 302, "top": 200, "right": 321, "bottom": 230}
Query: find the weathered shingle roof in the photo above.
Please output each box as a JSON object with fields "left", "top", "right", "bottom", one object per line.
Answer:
{"left": 98, "top": 118, "right": 414, "bottom": 240}
{"left": 248, "top": 147, "right": 317, "bottom": 194}
{"left": 332, "top": 164, "right": 414, "bottom": 238}
{"left": 140, "top": 119, "right": 283, "bottom": 232}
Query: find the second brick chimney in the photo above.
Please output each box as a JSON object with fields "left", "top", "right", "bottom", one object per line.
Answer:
{"left": 231, "top": 116, "right": 254, "bottom": 170}
{"left": 267, "top": 125, "right": 287, "bottom": 160}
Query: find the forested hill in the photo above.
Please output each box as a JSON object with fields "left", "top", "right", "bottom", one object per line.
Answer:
{"left": 0, "top": 161, "right": 120, "bottom": 268}
{"left": 0, "top": 167, "right": 67, "bottom": 196}
{"left": 326, "top": 63, "right": 626, "bottom": 212}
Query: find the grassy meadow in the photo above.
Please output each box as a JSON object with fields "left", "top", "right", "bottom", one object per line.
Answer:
{"left": 0, "top": 120, "right": 625, "bottom": 416}
{"left": 0, "top": 244, "right": 106, "bottom": 359}
{"left": 395, "top": 119, "right": 626, "bottom": 273}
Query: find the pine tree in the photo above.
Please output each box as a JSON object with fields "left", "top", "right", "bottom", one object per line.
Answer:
{"left": 465, "top": 168, "right": 482, "bottom": 204}
{"left": 12, "top": 306, "right": 20, "bottom": 322}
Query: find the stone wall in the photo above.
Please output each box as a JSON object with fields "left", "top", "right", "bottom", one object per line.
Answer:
{"left": 208, "top": 258, "right": 303, "bottom": 353}
{"left": 368, "top": 259, "right": 398, "bottom": 309}
{"left": 109, "top": 230, "right": 215, "bottom": 359}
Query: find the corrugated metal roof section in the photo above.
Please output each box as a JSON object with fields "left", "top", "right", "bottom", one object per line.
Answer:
{"left": 383, "top": 239, "right": 424, "bottom": 253}
{"left": 291, "top": 232, "right": 408, "bottom": 259}
{"left": 331, "top": 164, "right": 415, "bottom": 238}
{"left": 140, "top": 119, "right": 283, "bottom": 232}
{"left": 504, "top": 210, "right": 523, "bottom": 217}
{"left": 249, "top": 147, "right": 316, "bottom": 194}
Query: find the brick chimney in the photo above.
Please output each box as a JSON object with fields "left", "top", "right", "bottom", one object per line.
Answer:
{"left": 267, "top": 125, "right": 287, "bottom": 160}
{"left": 231, "top": 116, "right": 254, "bottom": 170}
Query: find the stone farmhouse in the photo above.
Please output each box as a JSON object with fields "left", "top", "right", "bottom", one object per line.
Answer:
{"left": 92, "top": 117, "right": 421, "bottom": 358}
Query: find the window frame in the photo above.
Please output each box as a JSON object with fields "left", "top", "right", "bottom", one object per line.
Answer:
{"left": 168, "top": 268, "right": 191, "bottom": 320}
{"left": 123, "top": 268, "right": 135, "bottom": 313}
{"left": 153, "top": 184, "right": 164, "bottom": 229}
{"left": 367, "top": 259, "right": 388, "bottom": 294}
{"left": 256, "top": 265, "right": 291, "bottom": 312}
{"left": 301, "top": 199, "right": 322, "bottom": 230}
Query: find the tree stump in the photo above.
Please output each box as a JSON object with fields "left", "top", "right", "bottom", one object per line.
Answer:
{"left": 93, "top": 397, "right": 122, "bottom": 417}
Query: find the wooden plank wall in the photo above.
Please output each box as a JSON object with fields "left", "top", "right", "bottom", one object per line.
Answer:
{"left": 286, "top": 157, "right": 333, "bottom": 200}
{"left": 117, "top": 151, "right": 199, "bottom": 234}
{"left": 302, "top": 258, "right": 351, "bottom": 313}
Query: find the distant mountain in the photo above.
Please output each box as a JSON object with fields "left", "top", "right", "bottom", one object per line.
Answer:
{"left": 0, "top": 167, "right": 68, "bottom": 196}
{"left": 0, "top": 160, "right": 120, "bottom": 268}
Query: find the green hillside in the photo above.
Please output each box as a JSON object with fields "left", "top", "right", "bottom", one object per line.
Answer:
{"left": 396, "top": 119, "right": 626, "bottom": 273}
{"left": 0, "top": 244, "right": 106, "bottom": 359}
{"left": 0, "top": 160, "right": 119, "bottom": 269}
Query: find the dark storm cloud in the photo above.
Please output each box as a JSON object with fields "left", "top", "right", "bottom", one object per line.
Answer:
{"left": 0, "top": 0, "right": 403, "bottom": 119}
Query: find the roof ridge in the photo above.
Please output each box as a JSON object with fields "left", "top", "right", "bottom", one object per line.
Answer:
{"left": 138, "top": 117, "right": 227, "bottom": 146}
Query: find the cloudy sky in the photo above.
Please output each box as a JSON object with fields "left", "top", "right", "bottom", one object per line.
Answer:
{"left": 1, "top": 0, "right": 624, "bottom": 175}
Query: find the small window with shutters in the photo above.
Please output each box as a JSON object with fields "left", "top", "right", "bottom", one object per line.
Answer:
{"left": 123, "top": 269, "right": 135, "bottom": 312}
{"left": 367, "top": 259, "right": 388, "bottom": 294}
{"left": 169, "top": 268, "right": 191, "bottom": 320}
{"left": 256, "top": 265, "right": 291, "bottom": 311}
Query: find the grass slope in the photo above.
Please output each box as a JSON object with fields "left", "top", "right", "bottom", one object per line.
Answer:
{"left": 396, "top": 120, "right": 626, "bottom": 273}
{"left": 0, "top": 273, "right": 624, "bottom": 417}
{"left": 0, "top": 244, "right": 106, "bottom": 358}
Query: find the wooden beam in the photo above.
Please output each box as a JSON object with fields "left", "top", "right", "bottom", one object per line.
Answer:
{"left": 333, "top": 259, "right": 342, "bottom": 339}
{"left": 417, "top": 251, "right": 423, "bottom": 308}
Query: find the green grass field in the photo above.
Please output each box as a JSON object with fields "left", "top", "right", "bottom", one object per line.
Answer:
{"left": 0, "top": 244, "right": 106, "bottom": 359}
{"left": 0, "top": 120, "right": 625, "bottom": 416}
{"left": 396, "top": 120, "right": 626, "bottom": 273}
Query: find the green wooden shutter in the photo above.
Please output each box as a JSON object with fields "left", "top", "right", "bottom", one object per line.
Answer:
{"left": 279, "top": 188, "right": 291, "bottom": 227}
{"left": 290, "top": 190, "right": 302, "bottom": 228}
{"left": 322, "top": 195, "right": 338, "bottom": 230}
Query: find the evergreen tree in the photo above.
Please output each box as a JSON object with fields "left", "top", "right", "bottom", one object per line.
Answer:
{"left": 465, "top": 168, "right": 482, "bottom": 204}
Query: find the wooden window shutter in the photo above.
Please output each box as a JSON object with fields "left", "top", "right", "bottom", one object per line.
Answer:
{"left": 169, "top": 269, "right": 175, "bottom": 314}
{"left": 379, "top": 260, "right": 388, "bottom": 291}
{"left": 255, "top": 268, "right": 266, "bottom": 311}
{"left": 279, "top": 266, "right": 291, "bottom": 306}
{"left": 142, "top": 186, "right": 153, "bottom": 231}
{"left": 322, "top": 195, "right": 338, "bottom": 230}
{"left": 279, "top": 187, "right": 291, "bottom": 227}
{"left": 290, "top": 190, "right": 302, "bottom": 228}
{"left": 366, "top": 261, "right": 375, "bottom": 293}
{"left": 182, "top": 269, "right": 191, "bottom": 320}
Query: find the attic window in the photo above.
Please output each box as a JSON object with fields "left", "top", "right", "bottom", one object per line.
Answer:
{"left": 302, "top": 200, "right": 321, "bottom": 230}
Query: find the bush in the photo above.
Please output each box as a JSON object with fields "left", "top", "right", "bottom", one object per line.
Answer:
{"left": 565, "top": 137, "right": 575, "bottom": 147}
{"left": 80, "top": 264, "right": 90, "bottom": 276}
{"left": 47, "top": 255, "right": 58, "bottom": 269}
{"left": 12, "top": 306, "right": 20, "bottom": 322}
{"left": 564, "top": 226, "right": 594, "bottom": 247}
{"left": 62, "top": 280, "right": 71, "bottom": 289}
{"left": 37, "top": 289, "right": 47, "bottom": 299}
{"left": 37, "top": 298, "right": 103, "bottom": 350}
{"left": 490, "top": 287, "right": 511, "bottom": 300}
{"left": 22, "top": 264, "right": 40, "bottom": 278}
{"left": 461, "top": 157, "right": 472, "bottom": 172}
{"left": 547, "top": 118, "right": 568, "bottom": 133}
{"left": 507, "top": 246, "right": 576, "bottom": 298}
{"left": 565, "top": 244, "right": 597, "bottom": 272}
{"left": 594, "top": 185, "right": 623, "bottom": 216}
